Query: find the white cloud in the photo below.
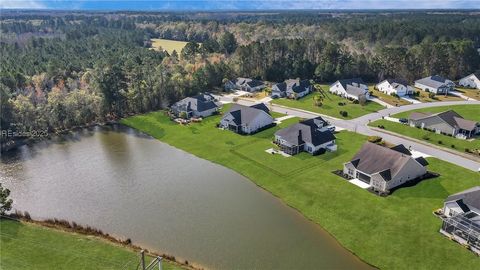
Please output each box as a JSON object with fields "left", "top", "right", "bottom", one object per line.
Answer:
{"left": 0, "top": 0, "right": 46, "bottom": 9}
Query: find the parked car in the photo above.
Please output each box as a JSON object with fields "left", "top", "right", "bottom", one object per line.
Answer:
{"left": 326, "top": 125, "right": 336, "bottom": 132}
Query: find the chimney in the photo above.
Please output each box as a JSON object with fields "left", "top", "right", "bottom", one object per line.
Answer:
{"left": 298, "top": 129, "right": 303, "bottom": 144}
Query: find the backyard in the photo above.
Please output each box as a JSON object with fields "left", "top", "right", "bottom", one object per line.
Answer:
{"left": 368, "top": 85, "right": 411, "bottom": 107}
{"left": 271, "top": 85, "right": 384, "bottom": 119}
{"left": 0, "top": 219, "right": 183, "bottom": 270}
{"left": 454, "top": 86, "right": 480, "bottom": 100}
{"left": 121, "top": 105, "right": 480, "bottom": 270}
{"left": 370, "top": 105, "right": 480, "bottom": 156}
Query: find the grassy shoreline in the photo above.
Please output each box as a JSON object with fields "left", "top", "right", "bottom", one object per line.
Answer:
{"left": 121, "top": 106, "right": 480, "bottom": 270}
{"left": 0, "top": 217, "right": 188, "bottom": 270}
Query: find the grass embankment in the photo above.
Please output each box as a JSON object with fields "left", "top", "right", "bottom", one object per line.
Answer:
{"left": 455, "top": 87, "right": 480, "bottom": 100}
{"left": 121, "top": 106, "right": 480, "bottom": 270}
{"left": 150, "top": 38, "right": 191, "bottom": 54}
{"left": 370, "top": 105, "right": 480, "bottom": 156}
{"left": 272, "top": 85, "right": 384, "bottom": 119}
{"left": 0, "top": 219, "right": 183, "bottom": 270}
{"left": 414, "top": 89, "right": 464, "bottom": 102}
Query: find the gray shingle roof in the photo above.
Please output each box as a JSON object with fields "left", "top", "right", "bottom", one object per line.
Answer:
{"left": 348, "top": 142, "right": 426, "bottom": 181}
{"left": 275, "top": 117, "right": 336, "bottom": 147}
{"left": 415, "top": 75, "right": 452, "bottom": 89}
{"left": 345, "top": 85, "right": 367, "bottom": 97}
{"left": 172, "top": 93, "right": 219, "bottom": 113}
{"left": 336, "top": 78, "right": 365, "bottom": 89}
{"left": 223, "top": 103, "right": 271, "bottom": 126}
{"left": 446, "top": 186, "right": 480, "bottom": 211}
{"left": 409, "top": 110, "right": 478, "bottom": 131}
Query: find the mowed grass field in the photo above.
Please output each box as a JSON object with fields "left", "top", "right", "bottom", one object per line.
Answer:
{"left": 0, "top": 219, "right": 183, "bottom": 270}
{"left": 122, "top": 105, "right": 480, "bottom": 270}
{"left": 150, "top": 38, "right": 190, "bottom": 54}
{"left": 370, "top": 104, "right": 480, "bottom": 155}
{"left": 272, "top": 85, "right": 385, "bottom": 119}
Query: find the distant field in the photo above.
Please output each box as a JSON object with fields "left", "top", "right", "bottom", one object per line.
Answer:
{"left": 150, "top": 38, "right": 190, "bottom": 54}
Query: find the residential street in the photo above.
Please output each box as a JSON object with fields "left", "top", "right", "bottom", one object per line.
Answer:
{"left": 230, "top": 97, "right": 480, "bottom": 172}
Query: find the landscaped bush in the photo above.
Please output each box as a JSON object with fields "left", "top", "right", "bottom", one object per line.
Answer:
{"left": 338, "top": 102, "right": 346, "bottom": 106}
{"left": 377, "top": 125, "right": 385, "bottom": 129}
{"left": 451, "top": 144, "right": 456, "bottom": 148}
{"left": 367, "top": 136, "right": 383, "bottom": 143}
{"left": 312, "top": 148, "right": 327, "bottom": 156}
{"left": 422, "top": 134, "right": 430, "bottom": 140}
{"left": 438, "top": 140, "right": 443, "bottom": 144}
{"left": 352, "top": 100, "right": 359, "bottom": 104}
{"left": 339, "top": 111, "right": 348, "bottom": 117}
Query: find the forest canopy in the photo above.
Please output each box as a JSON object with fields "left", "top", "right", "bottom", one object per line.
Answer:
{"left": 1, "top": 10, "right": 479, "bottom": 147}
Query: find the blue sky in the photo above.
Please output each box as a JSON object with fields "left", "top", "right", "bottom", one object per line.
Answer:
{"left": 1, "top": 1, "right": 479, "bottom": 10}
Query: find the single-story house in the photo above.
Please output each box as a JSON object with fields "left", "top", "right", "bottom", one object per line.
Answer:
{"left": 408, "top": 110, "right": 479, "bottom": 139}
{"left": 171, "top": 93, "right": 221, "bottom": 118}
{"left": 440, "top": 186, "right": 480, "bottom": 255}
{"left": 458, "top": 73, "right": 480, "bottom": 90}
{"left": 224, "top": 77, "right": 266, "bottom": 92}
{"left": 343, "top": 142, "right": 428, "bottom": 193}
{"left": 329, "top": 78, "right": 370, "bottom": 100}
{"left": 414, "top": 75, "right": 455, "bottom": 94}
{"left": 274, "top": 117, "right": 337, "bottom": 155}
{"left": 271, "top": 79, "right": 314, "bottom": 99}
{"left": 376, "top": 79, "right": 414, "bottom": 96}
{"left": 219, "top": 103, "right": 274, "bottom": 134}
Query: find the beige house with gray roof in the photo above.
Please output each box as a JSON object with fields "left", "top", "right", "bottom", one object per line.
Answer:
{"left": 343, "top": 142, "right": 428, "bottom": 193}
{"left": 408, "top": 110, "right": 479, "bottom": 139}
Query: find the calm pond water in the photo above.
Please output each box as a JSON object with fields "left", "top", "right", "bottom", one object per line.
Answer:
{"left": 0, "top": 125, "right": 372, "bottom": 270}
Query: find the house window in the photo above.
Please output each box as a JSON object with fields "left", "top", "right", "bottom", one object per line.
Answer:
{"left": 348, "top": 169, "right": 354, "bottom": 176}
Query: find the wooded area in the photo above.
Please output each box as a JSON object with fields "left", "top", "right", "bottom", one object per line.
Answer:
{"left": 1, "top": 11, "right": 479, "bottom": 146}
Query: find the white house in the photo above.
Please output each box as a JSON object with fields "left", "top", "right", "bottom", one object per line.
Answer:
{"left": 376, "top": 79, "right": 414, "bottom": 96}
{"left": 458, "top": 73, "right": 480, "bottom": 89}
{"left": 414, "top": 75, "right": 455, "bottom": 94}
{"left": 224, "top": 77, "right": 265, "bottom": 92}
{"left": 171, "top": 93, "right": 221, "bottom": 118}
{"left": 219, "top": 103, "right": 274, "bottom": 134}
{"left": 271, "top": 79, "right": 313, "bottom": 99}
{"left": 440, "top": 186, "right": 480, "bottom": 255}
{"left": 330, "top": 78, "right": 369, "bottom": 100}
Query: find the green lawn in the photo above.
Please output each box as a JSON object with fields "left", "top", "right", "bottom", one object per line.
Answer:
{"left": 393, "top": 104, "right": 480, "bottom": 121}
{"left": 0, "top": 219, "right": 183, "bottom": 270}
{"left": 370, "top": 120, "right": 480, "bottom": 154}
{"left": 369, "top": 105, "right": 480, "bottom": 155}
{"left": 272, "top": 86, "right": 385, "bottom": 119}
{"left": 150, "top": 38, "right": 191, "bottom": 54}
{"left": 121, "top": 106, "right": 480, "bottom": 270}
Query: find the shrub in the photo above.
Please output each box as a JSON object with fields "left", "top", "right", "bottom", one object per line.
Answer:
{"left": 352, "top": 100, "right": 359, "bottom": 104}
{"left": 339, "top": 111, "right": 348, "bottom": 117}
{"left": 451, "top": 144, "right": 456, "bottom": 148}
{"left": 368, "top": 136, "right": 383, "bottom": 143}
{"left": 377, "top": 125, "right": 385, "bottom": 129}
{"left": 422, "top": 135, "right": 430, "bottom": 140}
{"left": 438, "top": 140, "right": 443, "bottom": 145}
{"left": 428, "top": 92, "right": 436, "bottom": 99}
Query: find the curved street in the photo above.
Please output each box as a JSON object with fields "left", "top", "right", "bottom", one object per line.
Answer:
{"left": 230, "top": 97, "right": 480, "bottom": 172}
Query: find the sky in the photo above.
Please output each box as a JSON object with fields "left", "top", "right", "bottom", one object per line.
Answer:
{"left": 1, "top": 0, "right": 479, "bottom": 10}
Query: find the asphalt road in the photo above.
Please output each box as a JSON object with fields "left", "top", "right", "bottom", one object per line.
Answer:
{"left": 232, "top": 98, "right": 480, "bottom": 172}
